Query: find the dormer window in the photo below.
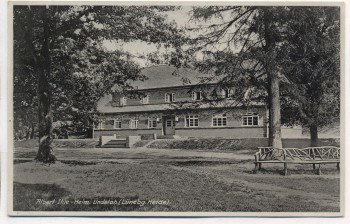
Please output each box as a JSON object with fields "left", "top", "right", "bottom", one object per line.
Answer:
{"left": 141, "top": 95, "right": 149, "bottom": 104}
{"left": 165, "top": 93, "right": 175, "bottom": 102}
{"left": 192, "top": 91, "right": 202, "bottom": 101}
{"left": 120, "top": 97, "right": 127, "bottom": 106}
{"left": 223, "top": 89, "right": 232, "bottom": 98}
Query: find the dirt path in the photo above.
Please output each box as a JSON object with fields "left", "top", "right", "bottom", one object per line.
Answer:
{"left": 15, "top": 147, "right": 254, "bottom": 161}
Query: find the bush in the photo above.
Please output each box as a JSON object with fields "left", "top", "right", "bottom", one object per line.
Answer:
{"left": 133, "top": 140, "right": 152, "bottom": 148}
{"left": 147, "top": 138, "right": 340, "bottom": 151}
{"left": 147, "top": 138, "right": 269, "bottom": 151}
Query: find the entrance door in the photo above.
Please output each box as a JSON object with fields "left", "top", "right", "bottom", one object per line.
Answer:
{"left": 163, "top": 116, "right": 176, "bottom": 135}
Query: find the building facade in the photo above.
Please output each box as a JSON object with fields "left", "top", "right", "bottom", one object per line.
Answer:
{"left": 93, "top": 65, "right": 277, "bottom": 139}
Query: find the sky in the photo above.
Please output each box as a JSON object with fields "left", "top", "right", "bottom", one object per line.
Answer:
{"left": 1, "top": 2, "right": 350, "bottom": 224}
{"left": 103, "top": 7, "right": 192, "bottom": 67}
{"left": 103, "top": 6, "right": 229, "bottom": 67}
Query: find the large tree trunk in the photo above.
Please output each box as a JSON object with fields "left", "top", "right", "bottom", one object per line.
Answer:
{"left": 268, "top": 73, "right": 283, "bottom": 148}
{"left": 310, "top": 124, "right": 318, "bottom": 147}
{"left": 25, "top": 128, "right": 30, "bottom": 140}
{"left": 30, "top": 122, "right": 35, "bottom": 139}
{"left": 264, "top": 9, "right": 283, "bottom": 149}
{"left": 35, "top": 7, "right": 56, "bottom": 163}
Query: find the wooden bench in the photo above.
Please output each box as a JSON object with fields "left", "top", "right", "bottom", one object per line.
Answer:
{"left": 254, "top": 146, "right": 340, "bottom": 175}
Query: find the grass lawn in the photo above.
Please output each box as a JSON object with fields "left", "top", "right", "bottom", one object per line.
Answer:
{"left": 13, "top": 146, "right": 340, "bottom": 212}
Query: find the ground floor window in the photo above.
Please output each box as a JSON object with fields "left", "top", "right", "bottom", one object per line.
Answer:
{"left": 185, "top": 115, "right": 199, "bottom": 127}
{"left": 212, "top": 114, "right": 227, "bottom": 127}
{"left": 114, "top": 120, "right": 122, "bottom": 129}
{"left": 242, "top": 113, "right": 259, "bottom": 126}
{"left": 148, "top": 119, "right": 157, "bottom": 128}
{"left": 129, "top": 119, "right": 138, "bottom": 129}
{"left": 98, "top": 121, "right": 105, "bottom": 129}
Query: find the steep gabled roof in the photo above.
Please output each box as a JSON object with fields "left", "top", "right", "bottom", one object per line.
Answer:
{"left": 129, "top": 65, "right": 214, "bottom": 89}
{"left": 98, "top": 65, "right": 215, "bottom": 113}
{"left": 96, "top": 65, "right": 266, "bottom": 114}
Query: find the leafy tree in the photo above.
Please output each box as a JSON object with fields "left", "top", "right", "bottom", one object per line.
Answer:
{"left": 168, "top": 6, "right": 339, "bottom": 148}
{"left": 13, "top": 5, "right": 183, "bottom": 163}
{"left": 13, "top": 46, "right": 38, "bottom": 140}
{"left": 180, "top": 6, "right": 292, "bottom": 148}
{"left": 280, "top": 7, "right": 340, "bottom": 146}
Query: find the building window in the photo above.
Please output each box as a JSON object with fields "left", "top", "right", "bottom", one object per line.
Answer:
{"left": 192, "top": 91, "right": 202, "bottom": 101}
{"left": 242, "top": 113, "right": 259, "bottom": 126}
{"left": 141, "top": 95, "right": 149, "bottom": 104}
{"left": 120, "top": 97, "right": 127, "bottom": 106}
{"left": 185, "top": 115, "right": 199, "bottom": 127}
{"left": 166, "top": 119, "right": 175, "bottom": 127}
{"left": 114, "top": 120, "right": 122, "bottom": 129}
{"left": 129, "top": 119, "right": 138, "bottom": 129}
{"left": 212, "top": 114, "right": 227, "bottom": 127}
{"left": 165, "top": 93, "right": 175, "bottom": 102}
{"left": 223, "top": 89, "right": 232, "bottom": 98}
{"left": 148, "top": 119, "right": 157, "bottom": 128}
{"left": 98, "top": 121, "right": 105, "bottom": 129}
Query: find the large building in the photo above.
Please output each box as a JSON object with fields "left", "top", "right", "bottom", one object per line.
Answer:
{"left": 94, "top": 65, "right": 300, "bottom": 139}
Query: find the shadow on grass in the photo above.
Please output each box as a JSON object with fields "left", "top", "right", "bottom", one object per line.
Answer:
{"left": 14, "top": 159, "right": 99, "bottom": 166}
{"left": 249, "top": 168, "right": 287, "bottom": 176}
{"left": 14, "top": 151, "right": 37, "bottom": 159}
{"left": 247, "top": 166, "right": 340, "bottom": 176}
{"left": 13, "top": 182, "right": 166, "bottom": 211}
{"left": 170, "top": 160, "right": 235, "bottom": 166}
{"left": 60, "top": 160, "right": 98, "bottom": 166}
{"left": 170, "top": 159, "right": 253, "bottom": 167}
{"left": 14, "top": 159, "right": 33, "bottom": 165}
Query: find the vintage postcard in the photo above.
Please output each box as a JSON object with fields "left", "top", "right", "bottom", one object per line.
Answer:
{"left": 7, "top": 0, "right": 345, "bottom": 216}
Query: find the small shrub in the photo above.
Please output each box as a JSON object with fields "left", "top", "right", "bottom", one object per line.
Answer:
{"left": 133, "top": 140, "right": 152, "bottom": 148}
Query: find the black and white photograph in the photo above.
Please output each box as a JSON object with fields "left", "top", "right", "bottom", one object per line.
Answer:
{"left": 8, "top": 1, "right": 344, "bottom": 216}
